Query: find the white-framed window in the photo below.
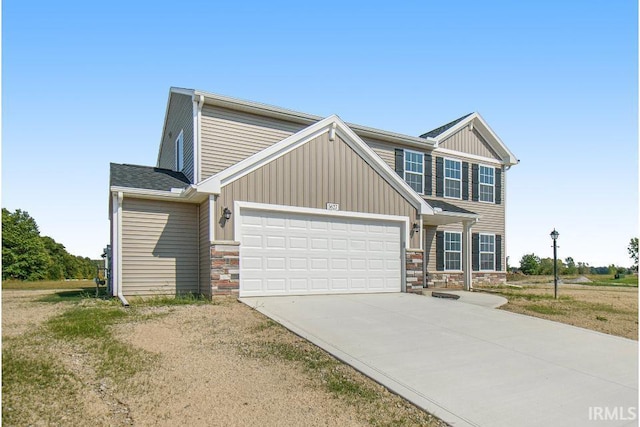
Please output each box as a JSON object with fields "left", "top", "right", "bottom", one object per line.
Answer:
{"left": 445, "top": 231, "right": 462, "bottom": 270}
{"left": 444, "top": 158, "right": 462, "bottom": 199}
{"left": 404, "top": 150, "right": 424, "bottom": 194}
{"left": 479, "top": 234, "right": 495, "bottom": 271}
{"left": 175, "top": 130, "right": 184, "bottom": 172}
{"left": 479, "top": 165, "right": 495, "bottom": 203}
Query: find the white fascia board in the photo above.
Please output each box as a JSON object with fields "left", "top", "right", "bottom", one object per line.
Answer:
{"left": 234, "top": 201, "right": 412, "bottom": 250}
{"left": 433, "top": 113, "right": 519, "bottom": 166}
{"left": 196, "top": 117, "right": 337, "bottom": 194}
{"left": 333, "top": 121, "right": 433, "bottom": 215}
{"left": 198, "top": 116, "right": 434, "bottom": 216}
{"left": 109, "top": 185, "right": 201, "bottom": 202}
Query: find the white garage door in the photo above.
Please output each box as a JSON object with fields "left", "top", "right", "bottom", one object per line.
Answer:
{"left": 239, "top": 208, "right": 403, "bottom": 297}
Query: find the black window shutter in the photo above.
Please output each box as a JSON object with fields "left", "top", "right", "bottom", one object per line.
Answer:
{"left": 471, "top": 164, "right": 479, "bottom": 202}
{"left": 424, "top": 154, "right": 433, "bottom": 196}
{"left": 472, "top": 233, "right": 479, "bottom": 271}
{"left": 436, "top": 231, "right": 444, "bottom": 271}
{"left": 462, "top": 162, "right": 469, "bottom": 200}
{"left": 496, "top": 235, "right": 502, "bottom": 271}
{"left": 394, "top": 149, "right": 404, "bottom": 178}
{"left": 495, "top": 168, "right": 502, "bottom": 204}
{"left": 435, "top": 157, "right": 444, "bottom": 197}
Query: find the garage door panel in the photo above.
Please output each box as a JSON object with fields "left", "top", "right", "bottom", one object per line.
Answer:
{"left": 239, "top": 208, "right": 403, "bottom": 297}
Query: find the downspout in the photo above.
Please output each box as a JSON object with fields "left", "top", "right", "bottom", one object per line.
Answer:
{"left": 193, "top": 94, "right": 204, "bottom": 183}
{"left": 115, "top": 191, "right": 129, "bottom": 306}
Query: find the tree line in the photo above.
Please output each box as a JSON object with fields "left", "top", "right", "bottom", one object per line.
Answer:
{"left": 515, "top": 238, "right": 638, "bottom": 276}
{"left": 2, "top": 208, "right": 100, "bottom": 281}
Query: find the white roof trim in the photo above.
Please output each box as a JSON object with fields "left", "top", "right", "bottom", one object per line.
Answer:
{"left": 197, "top": 116, "right": 434, "bottom": 215}
{"left": 190, "top": 88, "right": 435, "bottom": 149}
{"left": 433, "top": 113, "right": 518, "bottom": 166}
{"left": 109, "top": 185, "right": 203, "bottom": 203}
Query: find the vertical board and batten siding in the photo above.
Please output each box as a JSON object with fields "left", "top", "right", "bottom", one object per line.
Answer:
{"left": 439, "top": 127, "right": 502, "bottom": 161}
{"left": 121, "top": 198, "right": 198, "bottom": 295}
{"left": 200, "top": 105, "right": 307, "bottom": 179}
{"left": 157, "top": 93, "right": 195, "bottom": 182}
{"left": 199, "top": 200, "right": 210, "bottom": 296}
{"left": 217, "top": 132, "right": 420, "bottom": 248}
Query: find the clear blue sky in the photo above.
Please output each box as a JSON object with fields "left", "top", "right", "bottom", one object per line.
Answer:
{"left": 3, "top": 1, "right": 638, "bottom": 267}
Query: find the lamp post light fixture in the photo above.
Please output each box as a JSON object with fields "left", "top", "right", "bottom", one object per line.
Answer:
{"left": 550, "top": 229, "right": 559, "bottom": 299}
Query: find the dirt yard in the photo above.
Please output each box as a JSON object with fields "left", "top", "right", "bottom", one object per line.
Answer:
{"left": 2, "top": 288, "right": 445, "bottom": 427}
{"left": 478, "top": 283, "right": 638, "bottom": 340}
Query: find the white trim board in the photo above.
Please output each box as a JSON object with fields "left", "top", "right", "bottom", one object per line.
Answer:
{"left": 198, "top": 115, "right": 434, "bottom": 216}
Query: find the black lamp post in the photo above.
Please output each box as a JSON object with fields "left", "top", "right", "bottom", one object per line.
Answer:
{"left": 550, "top": 229, "right": 559, "bottom": 299}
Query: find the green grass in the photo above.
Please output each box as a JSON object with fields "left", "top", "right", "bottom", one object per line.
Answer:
{"left": 582, "top": 275, "right": 638, "bottom": 287}
{"left": 47, "top": 306, "right": 129, "bottom": 340}
{"left": 523, "top": 304, "right": 567, "bottom": 315}
{"left": 489, "top": 289, "right": 573, "bottom": 302}
{"left": 2, "top": 279, "right": 96, "bottom": 290}
{"left": 131, "top": 293, "right": 212, "bottom": 306}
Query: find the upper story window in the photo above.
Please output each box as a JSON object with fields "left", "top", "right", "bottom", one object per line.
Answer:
{"left": 444, "top": 159, "right": 461, "bottom": 199}
{"left": 445, "top": 231, "right": 462, "bottom": 270}
{"left": 479, "top": 165, "right": 495, "bottom": 203}
{"left": 404, "top": 150, "right": 424, "bottom": 194}
{"left": 479, "top": 234, "right": 495, "bottom": 270}
{"left": 175, "top": 130, "right": 184, "bottom": 172}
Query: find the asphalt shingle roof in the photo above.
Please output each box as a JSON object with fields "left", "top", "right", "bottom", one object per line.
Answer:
{"left": 110, "top": 163, "right": 191, "bottom": 191}
{"left": 423, "top": 198, "right": 476, "bottom": 215}
{"left": 419, "top": 113, "right": 473, "bottom": 139}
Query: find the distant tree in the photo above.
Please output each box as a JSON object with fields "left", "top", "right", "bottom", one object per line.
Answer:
{"left": 608, "top": 264, "right": 618, "bottom": 275}
{"left": 628, "top": 238, "right": 638, "bottom": 271}
{"left": 576, "top": 262, "right": 590, "bottom": 275}
{"left": 2, "top": 209, "right": 50, "bottom": 281}
{"left": 3, "top": 208, "right": 97, "bottom": 281}
{"left": 519, "top": 253, "right": 540, "bottom": 275}
{"left": 564, "top": 257, "right": 577, "bottom": 275}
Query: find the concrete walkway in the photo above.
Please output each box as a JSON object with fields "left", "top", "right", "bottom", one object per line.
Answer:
{"left": 240, "top": 293, "right": 638, "bottom": 427}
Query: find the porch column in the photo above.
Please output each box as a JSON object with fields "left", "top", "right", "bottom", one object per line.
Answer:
{"left": 462, "top": 220, "right": 474, "bottom": 291}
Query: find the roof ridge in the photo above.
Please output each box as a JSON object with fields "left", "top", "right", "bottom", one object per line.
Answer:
{"left": 419, "top": 113, "right": 474, "bottom": 139}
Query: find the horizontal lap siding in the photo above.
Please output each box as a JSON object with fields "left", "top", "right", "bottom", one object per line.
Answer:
{"left": 158, "top": 93, "right": 194, "bottom": 182}
{"left": 199, "top": 200, "right": 210, "bottom": 296}
{"left": 217, "top": 132, "right": 420, "bottom": 248}
{"left": 122, "top": 199, "right": 198, "bottom": 295}
{"left": 425, "top": 161, "right": 505, "bottom": 272}
{"left": 440, "top": 127, "right": 501, "bottom": 160}
{"left": 200, "top": 106, "right": 307, "bottom": 179}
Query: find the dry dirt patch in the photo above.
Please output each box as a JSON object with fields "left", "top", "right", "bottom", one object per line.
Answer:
{"left": 3, "top": 290, "right": 445, "bottom": 427}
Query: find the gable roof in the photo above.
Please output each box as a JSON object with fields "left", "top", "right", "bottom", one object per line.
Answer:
{"left": 419, "top": 113, "right": 473, "bottom": 138}
{"left": 421, "top": 112, "right": 519, "bottom": 166}
{"left": 197, "top": 115, "right": 434, "bottom": 215}
{"left": 110, "top": 163, "right": 191, "bottom": 191}
{"left": 423, "top": 198, "right": 476, "bottom": 215}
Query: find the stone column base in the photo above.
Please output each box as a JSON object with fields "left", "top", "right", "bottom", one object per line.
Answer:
{"left": 210, "top": 241, "right": 240, "bottom": 296}
{"left": 405, "top": 250, "right": 424, "bottom": 293}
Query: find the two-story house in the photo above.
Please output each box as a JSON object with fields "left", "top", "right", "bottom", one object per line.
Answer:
{"left": 109, "top": 87, "right": 518, "bottom": 302}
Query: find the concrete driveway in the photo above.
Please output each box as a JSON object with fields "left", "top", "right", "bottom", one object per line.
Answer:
{"left": 240, "top": 293, "right": 638, "bottom": 427}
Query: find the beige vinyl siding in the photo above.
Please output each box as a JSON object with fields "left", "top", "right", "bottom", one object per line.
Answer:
{"left": 121, "top": 198, "right": 198, "bottom": 295}
{"left": 199, "top": 200, "right": 211, "bottom": 296}
{"left": 217, "top": 132, "right": 420, "bottom": 248}
{"left": 200, "top": 105, "right": 307, "bottom": 179}
{"left": 439, "top": 127, "right": 501, "bottom": 161}
{"left": 157, "top": 93, "right": 195, "bottom": 182}
{"left": 424, "top": 162, "right": 506, "bottom": 272}
{"left": 361, "top": 136, "right": 396, "bottom": 169}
